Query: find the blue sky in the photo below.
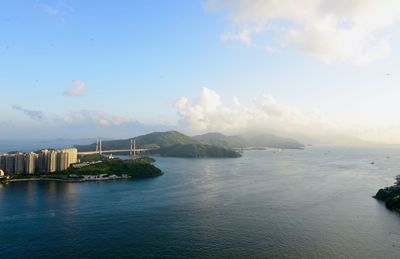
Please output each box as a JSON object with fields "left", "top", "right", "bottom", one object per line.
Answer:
{"left": 1, "top": 0, "right": 400, "bottom": 143}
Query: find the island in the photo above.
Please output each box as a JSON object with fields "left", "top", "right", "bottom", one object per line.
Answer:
{"left": 76, "top": 131, "right": 243, "bottom": 158}
{"left": 374, "top": 175, "right": 400, "bottom": 211}
{"left": 0, "top": 156, "right": 163, "bottom": 183}
{"left": 75, "top": 130, "right": 304, "bottom": 158}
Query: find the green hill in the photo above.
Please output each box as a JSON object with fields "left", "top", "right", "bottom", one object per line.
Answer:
{"left": 68, "top": 158, "right": 163, "bottom": 178}
{"left": 135, "top": 131, "right": 199, "bottom": 147}
{"left": 75, "top": 131, "right": 199, "bottom": 152}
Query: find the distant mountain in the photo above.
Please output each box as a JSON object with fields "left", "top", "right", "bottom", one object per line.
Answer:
{"left": 135, "top": 131, "right": 199, "bottom": 147}
{"left": 157, "top": 144, "right": 241, "bottom": 158}
{"left": 192, "top": 132, "right": 245, "bottom": 149}
{"left": 244, "top": 134, "right": 304, "bottom": 149}
{"left": 193, "top": 132, "right": 304, "bottom": 149}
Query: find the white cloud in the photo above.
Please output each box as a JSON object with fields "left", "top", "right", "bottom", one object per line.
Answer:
{"left": 208, "top": 0, "right": 400, "bottom": 64}
{"left": 173, "top": 87, "right": 336, "bottom": 136}
{"left": 63, "top": 110, "right": 132, "bottom": 126}
{"left": 194, "top": 87, "right": 221, "bottom": 112}
{"left": 64, "top": 80, "right": 86, "bottom": 97}
{"left": 174, "top": 88, "right": 400, "bottom": 144}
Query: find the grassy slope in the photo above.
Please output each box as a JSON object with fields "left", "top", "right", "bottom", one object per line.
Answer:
{"left": 68, "top": 158, "right": 163, "bottom": 178}
{"left": 75, "top": 131, "right": 198, "bottom": 151}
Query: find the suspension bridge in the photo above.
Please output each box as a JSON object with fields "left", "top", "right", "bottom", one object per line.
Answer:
{"left": 77, "top": 139, "right": 159, "bottom": 157}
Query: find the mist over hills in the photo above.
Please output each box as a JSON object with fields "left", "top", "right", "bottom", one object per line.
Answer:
{"left": 193, "top": 132, "right": 304, "bottom": 149}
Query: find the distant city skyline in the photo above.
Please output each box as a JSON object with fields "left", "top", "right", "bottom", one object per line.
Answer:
{"left": 1, "top": 1, "right": 400, "bottom": 143}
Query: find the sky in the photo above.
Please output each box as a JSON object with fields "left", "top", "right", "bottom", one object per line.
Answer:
{"left": 1, "top": 0, "right": 400, "bottom": 144}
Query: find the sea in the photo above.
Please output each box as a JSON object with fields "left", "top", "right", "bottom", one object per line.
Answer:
{"left": 1, "top": 146, "right": 400, "bottom": 258}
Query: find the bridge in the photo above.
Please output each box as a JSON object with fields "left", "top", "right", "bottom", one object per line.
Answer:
{"left": 77, "top": 139, "right": 159, "bottom": 157}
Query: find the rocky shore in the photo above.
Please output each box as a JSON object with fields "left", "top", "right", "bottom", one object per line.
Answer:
{"left": 374, "top": 175, "right": 400, "bottom": 211}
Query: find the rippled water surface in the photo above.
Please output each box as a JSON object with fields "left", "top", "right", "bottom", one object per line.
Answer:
{"left": 1, "top": 146, "right": 400, "bottom": 258}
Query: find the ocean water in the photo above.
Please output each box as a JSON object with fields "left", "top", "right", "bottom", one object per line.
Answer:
{"left": 1, "top": 146, "right": 400, "bottom": 258}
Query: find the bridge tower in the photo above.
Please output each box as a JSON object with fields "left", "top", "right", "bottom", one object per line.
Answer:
{"left": 130, "top": 139, "right": 136, "bottom": 159}
{"left": 99, "top": 139, "right": 102, "bottom": 155}
{"left": 95, "top": 139, "right": 99, "bottom": 152}
{"left": 133, "top": 139, "right": 136, "bottom": 159}
{"left": 130, "top": 139, "right": 133, "bottom": 156}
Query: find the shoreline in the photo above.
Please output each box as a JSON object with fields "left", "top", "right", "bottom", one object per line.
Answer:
{"left": 374, "top": 195, "right": 400, "bottom": 213}
{"left": 2, "top": 178, "right": 84, "bottom": 183}
{"left": 0, "top": 176, "right": 133, "bottom": 184}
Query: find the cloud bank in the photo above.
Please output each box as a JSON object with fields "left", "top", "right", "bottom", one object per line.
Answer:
{"left": 64, "top": 80, "right": 86, "bottom": 97}
{"left": 209, "top": 0, "right": 400, "bottom": 64}
{"left": 174, "top": 87, "right": 336, "bottom": 138}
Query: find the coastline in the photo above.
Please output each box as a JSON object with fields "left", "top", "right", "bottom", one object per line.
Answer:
{"left": 0, "top": 156, "right": 164, "bottom": 185}
{"left": 2, "top": 178, "right": 84, "bottom": 183}
{"left": 374, "top": 178, "right": 400, "bottom": 212}
{"left": 374, "top": 195, "right": 400, "bottom": 213}
{"left": 0, "top": 176, "right": 133, "bottom": 184}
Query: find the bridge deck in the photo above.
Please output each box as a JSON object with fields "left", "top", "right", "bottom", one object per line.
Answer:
{"left": 78, "top": 149, "right": 154, "bottom": 155}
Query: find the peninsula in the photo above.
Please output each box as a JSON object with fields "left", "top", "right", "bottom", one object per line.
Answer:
{"left": 0, "top": 156, "right": 163, "bottom": 184}
{"left": 374, "top": 175, "right": 400, "bottom": 211}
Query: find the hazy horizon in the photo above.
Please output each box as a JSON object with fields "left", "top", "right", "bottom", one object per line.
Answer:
{"left": 2, "top": 1, "right": 400, "bottom": 144}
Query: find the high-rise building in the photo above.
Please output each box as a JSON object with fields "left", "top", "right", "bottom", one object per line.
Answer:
{"left": 25, "top": 152, "right": 38, "bottom": 174}
{"left": 14, "top": 152, "right": 25, "bottom": 174}
{"left": 56, "top": 148, "right": 78, "bottom": 172}
{"left": 0, "top": 155, "right": 6, "bottom": 172}
{"left": 47, "top": 150, "right": 57, "bottom": 173}
{"left": 65, "top": 148, "right": 78, "bottom": 165}
{"left": 38, "top": 149, "right": 49, "bottom": 173}
{"left": 57, "top": 150, "right": 69, "bottom": 171}
{"left": 0, "top": 147, "right": 78, "bottom": 175}
{"left": 5, "top": 155, "right": 15, "bottom": 174}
